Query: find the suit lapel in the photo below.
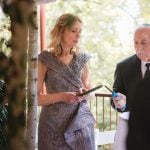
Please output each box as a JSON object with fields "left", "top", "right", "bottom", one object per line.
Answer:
{"left": 132, "top": 55, "right": 142, "bottom": 81}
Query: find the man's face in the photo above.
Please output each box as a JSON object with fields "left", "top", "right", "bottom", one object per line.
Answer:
{"left": 134, "top": 27, "right": 150, "bottom": 61}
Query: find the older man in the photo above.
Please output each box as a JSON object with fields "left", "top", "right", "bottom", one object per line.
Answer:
{"left": 112, "top": 24, "right": 150, "bottom": 150}
{"left": 127, "top": 77, "right": 150, "bottom": 150}
{"left": 112, "top": 24, "right": 150, "bottom": 112}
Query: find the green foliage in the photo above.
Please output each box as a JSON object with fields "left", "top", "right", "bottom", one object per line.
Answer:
{"left": 139, "top": 0, "right": 150, "bottom": 22}
{"left": 0, "top": 10, "right": 11, "bottom": 55}
{"left": 1, "top": 0, "right": 149, "bottom": 87}
{"left": 43, "top": 0, "right": 143, "bottom": 88}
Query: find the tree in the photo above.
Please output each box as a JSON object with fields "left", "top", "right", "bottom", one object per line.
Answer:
{"left": 1, "top": 0, "right": 38, "bottom": 149}
{"left": 26, "top": 3, "right": 38, "bottom": 150}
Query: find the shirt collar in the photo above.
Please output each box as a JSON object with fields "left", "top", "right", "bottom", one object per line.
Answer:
{"left": 141, "top": 61, "right": 150, "bottom": 68}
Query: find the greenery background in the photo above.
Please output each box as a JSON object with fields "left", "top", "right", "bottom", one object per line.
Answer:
{"left": 40, "top": 0, "right": 150, "bottom": 91}
{"left": 1, "top": 0, "right": 150, "bottom": 89}
{"left": 0, "top": 0, "right": 150, "bottom": 149}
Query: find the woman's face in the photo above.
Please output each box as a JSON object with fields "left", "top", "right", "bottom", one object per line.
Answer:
{"left": 62, "top": 21, "right": 82, "bottom": 49}
{"left": 134, "top": 27, "right": 150, "bottom": 61}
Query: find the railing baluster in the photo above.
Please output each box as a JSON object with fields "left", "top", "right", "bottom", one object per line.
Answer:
{"left": 96, "top": 96, "right": 98, "bottom": 128}
{"left": 94, "top": 93, "right": 118, "bottom": 150}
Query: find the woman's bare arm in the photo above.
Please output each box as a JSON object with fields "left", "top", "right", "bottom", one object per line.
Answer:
{"left": 37, "top": 61, "right": 79, "bottom": 106}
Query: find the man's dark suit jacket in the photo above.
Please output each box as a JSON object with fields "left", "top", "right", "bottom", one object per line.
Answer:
{"left": 111, "top": 54, "right": 142, "bottom": 112}
{"left": 127, "top": 77, "right": 150, "bottom": 150}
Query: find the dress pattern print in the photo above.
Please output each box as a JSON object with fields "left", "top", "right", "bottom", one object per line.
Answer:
{"left": 38, "top": 51, "right": 95, "bottom": 150}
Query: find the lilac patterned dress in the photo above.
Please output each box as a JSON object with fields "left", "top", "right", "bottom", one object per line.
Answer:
{"left": 38, "top": 51, "right": 95, "bottom": 150}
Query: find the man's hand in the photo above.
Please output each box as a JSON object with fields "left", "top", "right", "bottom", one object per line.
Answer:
{"left": 113, "top": 92, "right": 126, "bottom": 110}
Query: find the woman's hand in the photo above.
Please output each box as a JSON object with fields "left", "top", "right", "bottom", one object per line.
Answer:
{"left": 62, "top": 92, "right": 79, "bottom": 104}
{"left": 77, "top": 88, "right": 93, "bottom": 102}
{"left": 78, "top": 88, "right": 87, "bottom": 94}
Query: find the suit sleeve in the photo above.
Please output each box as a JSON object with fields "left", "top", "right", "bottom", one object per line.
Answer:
{"left": 111, "top": 63, "right": 127, "bottom": 112}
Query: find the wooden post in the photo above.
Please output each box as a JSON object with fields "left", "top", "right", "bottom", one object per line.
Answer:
{"left": 40, "top": 4, "right": 46, "bottom": 50}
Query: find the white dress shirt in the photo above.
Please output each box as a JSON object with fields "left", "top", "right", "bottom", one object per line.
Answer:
{"left": 141, "top": 61, "right": 150, "bottom": 78}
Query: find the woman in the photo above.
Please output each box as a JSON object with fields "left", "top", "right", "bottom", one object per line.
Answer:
{"left": 38, "top": 13, "right": 95, "bottom": 150}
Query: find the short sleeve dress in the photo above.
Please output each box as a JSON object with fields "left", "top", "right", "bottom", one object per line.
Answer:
{"left": 38, "top": 51, "right": 95, "bottom": 150}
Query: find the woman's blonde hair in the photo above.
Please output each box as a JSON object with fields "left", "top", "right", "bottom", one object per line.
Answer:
{"left": 49, "top": 13, "right": 82, "bottom": 56}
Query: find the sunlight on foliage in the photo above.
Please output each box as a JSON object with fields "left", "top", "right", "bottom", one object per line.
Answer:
{"left": 42, "top": 0, "right": 149, "bottom": 88}
{"left": 0, "top": 8, "right": 11, "bottom": 55}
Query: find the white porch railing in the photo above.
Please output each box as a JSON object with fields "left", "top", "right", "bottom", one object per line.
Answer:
{"left": 91, "top": 93, "right": 118, "bottom": 150}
